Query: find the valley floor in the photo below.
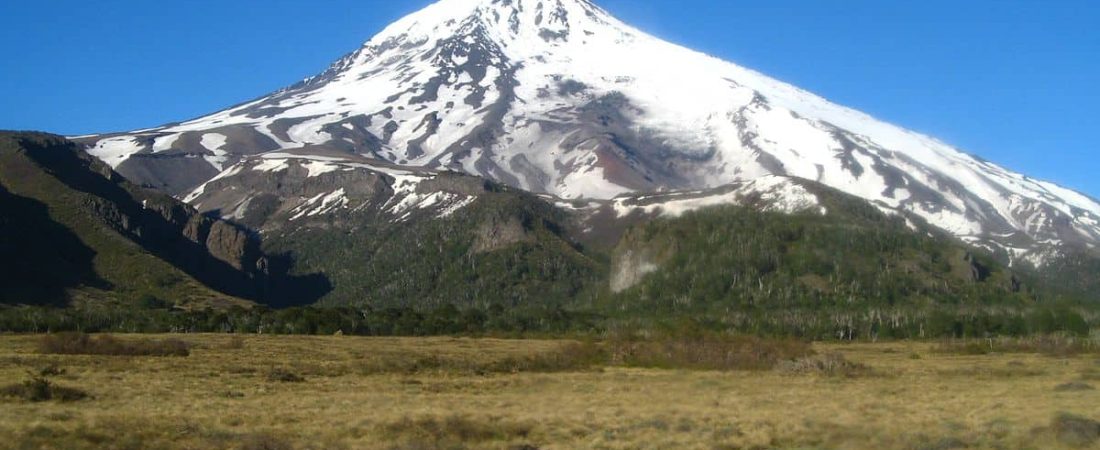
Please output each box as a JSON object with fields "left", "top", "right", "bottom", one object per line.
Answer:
{"left": 1, "top": 335, "right": 1099, "bottom": 449}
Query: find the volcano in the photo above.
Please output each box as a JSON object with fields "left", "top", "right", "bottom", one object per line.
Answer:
{"left": 76, "top": 0, "right": 1100, "bottom": 266}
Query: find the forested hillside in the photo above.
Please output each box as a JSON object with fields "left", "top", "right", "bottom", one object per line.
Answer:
{"left": 1, "top": 133, "right": 1097, "bottom": 339}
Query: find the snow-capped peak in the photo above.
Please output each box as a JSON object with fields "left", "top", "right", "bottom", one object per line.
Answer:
{"left": 77, "top": 0, "right": 1100, "bottom": 266}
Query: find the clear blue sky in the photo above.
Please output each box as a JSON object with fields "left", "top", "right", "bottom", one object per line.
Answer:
{"left": 1, "top": 0, "right": 1097, "bottom": 197}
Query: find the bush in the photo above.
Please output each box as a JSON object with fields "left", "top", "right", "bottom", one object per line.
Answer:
{"left": 380, "top": 415, "right": 533, "bottom": 445}
{"left": 1054, "top": 382, "right": 1095, "bottom": 392}
{"left": 488, "top": 341, "right": 606, "bottom": 373}
{"left": 37, "top": 365, "right": 65, "bottom": 377}
{"left": 0, "top": 375, "right": 87, "bottom": 402}
{"left": 934, "top": 335, "right": 1099, "bottom": 357}
{"left": 606, "top": 334, "right": 813, "bottom": 371}
{"left": 1051, "top": 413, "right": 1100, "bottom": 447}
{"left": 355, "top": 341, "right": 606, "bottom": 375}
{"left": 353, "top": 336, "right": 812, "bottom": 375}
{"left": 239, "top": 433, "right": 294, "bottom": 450}
{"left": 137, "top": 294, "right": 171, "bottom": 310}
{"left": 266, "top": 369, "right": 305, "bottom": 383}
{"left": 37, "top": 332, "right": 190, "bottom": 357}
{"left": 223, "top": 336, "right": 246, "bottom": 350}
{"left": 776, "top": 352, "right": 871, "bottom": 377}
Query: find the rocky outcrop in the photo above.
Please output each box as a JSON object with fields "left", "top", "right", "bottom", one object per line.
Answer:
{"left": 472, "top": 215, "right": 531, "bottom": 253}
{"left": 418, "top": 172, "right": 496, "bottom": 198}
{"left": 204, "top": 220, "right": 258, "bottom": 271}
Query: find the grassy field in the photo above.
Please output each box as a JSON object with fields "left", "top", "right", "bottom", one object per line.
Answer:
{"left": 1, "top": 334, "right": 1099, "bottom": 449}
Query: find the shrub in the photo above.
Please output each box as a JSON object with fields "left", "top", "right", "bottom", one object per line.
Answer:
{"left": 357, "top": 341, "right": 606, "bottom": 375}
{"left": 37, "top": 365, "right": 65, "bottom": 377}
{"left": 1051, "top": 413, "right": 1100, "bottom": 447}
{"left": 776, "top": 352, "right": 872, "bottom": 377}
{"left": 137, "top": 294, "right": 171, "bottom": 310}
{"left": 380, "top": 415, "right": 533, "bottom": 445}
{"left": 1054, "top": 382, "right": 1095, "bottom": 392}
{"left": 266, "top": 369, "right": 305, "bottom": 383}
{"left": 905, "top": 435, "right": 968, "bottom": 450}
{"left": 239, "top": 433, "right": 294, "bottom": 450}
{"left": 488, "top": 341, "right": 606, "bottom": 373}
{"left": 37, "top": 332, "right": 190, "bottom": 357}
{"left": 0, "top": 375, "right": 87, "bottom": 402}
{"left": 934, "top": 335, "right": 1100, "bottom": 357}
{"left": 606, "top": 334, "right": 814, "bottom": 371}
{"left": 223, "top": 336, "right": 246, "bottom": 350}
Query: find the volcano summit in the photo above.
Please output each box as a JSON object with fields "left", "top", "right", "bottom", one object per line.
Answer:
{"left": 77, "top": 0, "right": 1100, "bottom": 267}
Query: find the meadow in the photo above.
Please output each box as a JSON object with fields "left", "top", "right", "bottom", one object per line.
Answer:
{"left": 1, "top": 334, "right": 1099, "bottom": 449}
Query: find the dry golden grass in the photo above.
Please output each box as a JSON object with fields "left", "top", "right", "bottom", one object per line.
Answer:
{"left": 0, "top": 334, "right": 1099, "bottom": 449}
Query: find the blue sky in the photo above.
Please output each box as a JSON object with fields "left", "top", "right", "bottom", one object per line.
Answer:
{"left": 1, "top": 0, "right": 1097, "bottom": 197}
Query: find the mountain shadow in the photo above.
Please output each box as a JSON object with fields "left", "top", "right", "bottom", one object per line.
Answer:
{"left": 0, "top": 185, "right": 111, "bottom": 306}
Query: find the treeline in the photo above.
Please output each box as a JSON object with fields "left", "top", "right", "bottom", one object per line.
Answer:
{"left": 658, "top": 305, "right": 1095, "bottom": 340}
{"left": 0, "top": 303, "right": 1093, "bottom": 340}
{"left": 0, "top": 303, "right": 602, "bottom": 336}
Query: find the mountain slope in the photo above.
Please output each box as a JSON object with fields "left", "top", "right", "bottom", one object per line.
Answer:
{"left": 8, "top": 130, "right": 1096, "bottom": 335}
{"left": 168, "top": 146, "right": 1067, "bottom": 312}
{"left": 264, "top": 184, "right": 604, "bottom": 308}
{"left": 0, "top": 132, "right": 328, "bottom": 307}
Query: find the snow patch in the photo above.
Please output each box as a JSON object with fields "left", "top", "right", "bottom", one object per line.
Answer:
{"left": 253, "top": 158, "right": 290, "bottom": 173}
{"left": 612, "top": 176, "right": 821, "bottom": 218}
{"left": 87, "top": 137, "right": 143, "bottom": 168}
{"left": 301, "top": 160, "right": 343, "bottom": 177}
{"left": 200, "top": 133, "right": 229, "bottom": 170}
{"left": 438, "top": 195, "right": 477, "bottom": 218}
{"left": 152, "top": 134, "right": 180, "bottom": 152}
